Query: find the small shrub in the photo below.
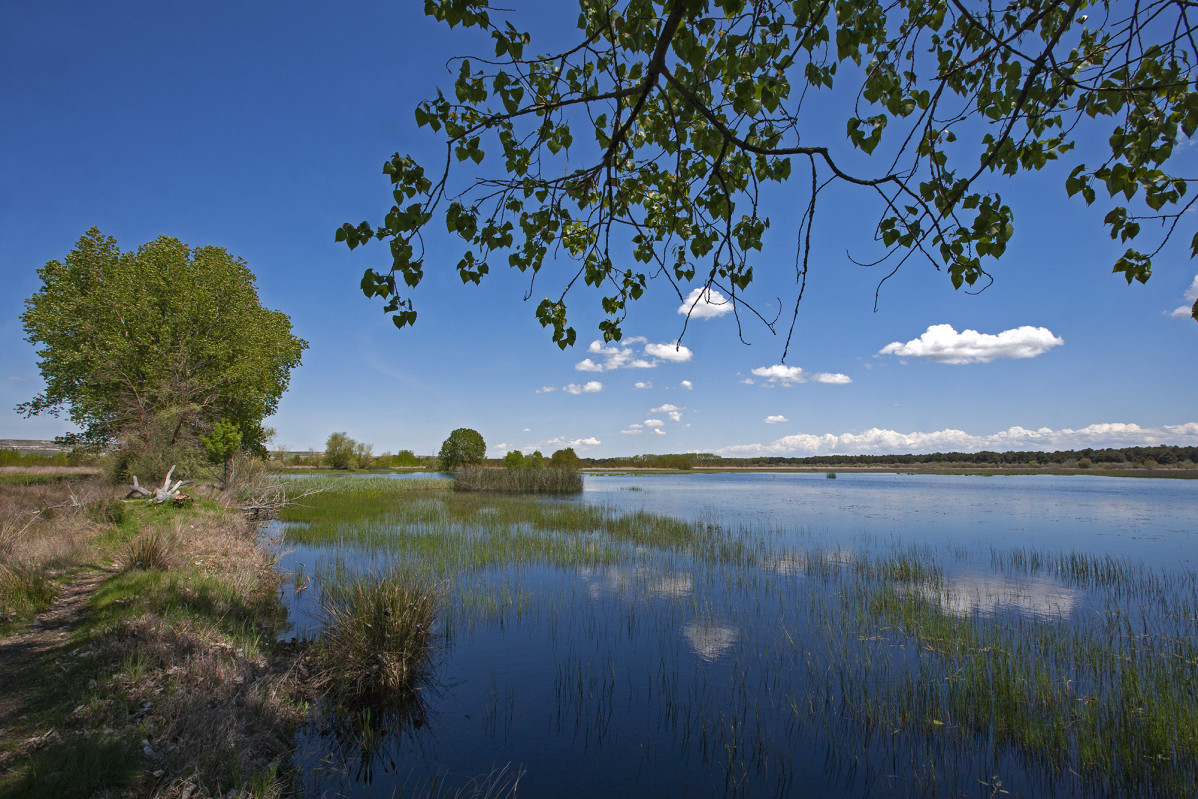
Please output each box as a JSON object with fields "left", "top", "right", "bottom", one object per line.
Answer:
{"left": 123, "top": 529, "right": 171, "bottom": 571}
{"left": 1077, "top": 458, "right": 1093, "bottom": 469}
{"left": 86, "top": 497, "right": 127, "bottom": 525}
{"left": 315, "top": 571, "right": 442, "bottom": 699}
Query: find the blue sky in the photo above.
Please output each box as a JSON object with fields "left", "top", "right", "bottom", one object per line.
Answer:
{"left": 3, "top": 0, "right": 1196, "bottom": 459}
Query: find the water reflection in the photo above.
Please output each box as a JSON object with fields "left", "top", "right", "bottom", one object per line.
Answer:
{"left": 765, "top": 549, "right": 855, "bottom": 576}
{"left": 682, "top": 619, "right": 738, "bottom": 662}
{"left": 926, "top": 572, "right": 1083, "bottom": 619}
{"left": 578, "top": 564, "right": 693, "bottom": 599}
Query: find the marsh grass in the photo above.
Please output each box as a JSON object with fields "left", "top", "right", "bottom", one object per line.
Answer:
{"left": 313, "top": 567, "right": 443, "bottom": 700}
{"left": 453, "top": 466, "right": 583, "bottom": 494}
{"left": 280, "top": 480, "right": 748, "bottom": 575}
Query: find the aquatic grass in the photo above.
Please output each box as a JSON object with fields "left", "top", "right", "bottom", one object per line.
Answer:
{"left": 313, "top": 567, "right": 443, "bottom": 700}
{"left": 810, "top": 558, "right": 1198, "bottom": 795}
{"left": 279, "top": 478, "right": 1198, "bottom": 797}
{"left": 453, "top": 466, "right": 583, "bottom": 494}
{"left": 282, "top": 489, "right": 751, "bottom": 576}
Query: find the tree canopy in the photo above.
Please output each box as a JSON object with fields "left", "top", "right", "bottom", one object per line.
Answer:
{"left": 19, "top": 228, "right": 308, "bottom": 455}
{"left": 439, "top": 427, "right": 487, "bottom": 470}
{"left": 341, "top": 0, "right": 1197, "bottom": 357}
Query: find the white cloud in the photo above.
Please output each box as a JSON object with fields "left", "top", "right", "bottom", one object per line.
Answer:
{"left": 621, "top": 424, "right": 644, "bottom": 435}
{"left": 576, "top": 337, "right": 693, "bottom": 371}
{"left": 764, "top": 415, "right": 789, "bottom": 424}
{"left": 538, "top": 435, "right": 601, "bottom": 451}
{"left": 752, "top": 365, "right": 805, "bottom": 386}
{"left": 1169, "top": 275, "right": 1198, "bottom": 318}
{"left": 879, "top": 324, "right": 1063, "bottom": 364}
{"left": 563, "top": 381, "right": 603, "bottom": 395}
{"left": 678, "top": 287, "right": 733, "bottom": 320}
{"left": 718, "top": 421, "right": 1198, "bottom": 457}
{"left": 750, "top": 364, "right": 852, "bottom": 387}
{"left": 6, "top": 376, "right": 29, "bottom": 382}
{"left": 651, "top": 403, "right": 682, "bottom": 413}
{"left": 634, "top": 381, "right": 653, "bottom": 390}
{"left": 667, "top": 411, "right": 682, "bottom": 422}
{"left": 535, "top": 386, "right": 556, "bottom": 394}
{"left": 653, "top": 428, "right": 666, "bottom": 435}
{"left": 644, "top": 418, "right": 665, "bottom": 428}
{"left": 680, "top": 380, "right": 693, "bottom": 390}
{"left": 644, "top": 341, "right": 693, "bottom": 363}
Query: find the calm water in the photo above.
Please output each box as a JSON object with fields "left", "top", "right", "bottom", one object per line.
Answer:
{"left": 275, "top": 473, "right": 1198, "bottom": 797}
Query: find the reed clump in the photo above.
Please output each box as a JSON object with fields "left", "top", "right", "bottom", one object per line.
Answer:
{"left": 122, "top": 528, "right": 173, "bottom": 571}
{"left": 314, "top": 569, "right": 442, "bottom": 700}
{"left": 453, "top": 466, "right": 583, "bottom": 494}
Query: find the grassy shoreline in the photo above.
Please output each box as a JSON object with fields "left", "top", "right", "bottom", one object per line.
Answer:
{"left": 0, "top": 476, "right": 306, "bottom": 798}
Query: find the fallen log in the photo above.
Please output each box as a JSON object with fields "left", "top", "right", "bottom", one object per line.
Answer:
{"left": 125, "top": 465, "right": 195, "bottom": 504}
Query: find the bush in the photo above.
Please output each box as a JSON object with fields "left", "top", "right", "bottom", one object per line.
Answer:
{"left": 123, "top": 529, "right": 172, "bottom": 571}
{"left": 323, "top": 432, "right": 356, "bottom": 470}
{"left": 453, "top": 466, "right": 582, "bottom": 494}
{"left": 392, "top": 449, "right": 421, "bottom": 467}
{"left": 86, "top": 497, "right": 127, "bottom": 525}
{"left": 106, "top": 436, "right": 204, "bottom": 486}
{"left": 314, "top": 570, "right": 442, "bottom": 699}
{"left": 324, "top": 433, "right": 375, "bottom": 470}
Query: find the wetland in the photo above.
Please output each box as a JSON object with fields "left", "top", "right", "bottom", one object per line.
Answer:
{"left": 275, "top": 472, "right": 1198, "bottom": 797}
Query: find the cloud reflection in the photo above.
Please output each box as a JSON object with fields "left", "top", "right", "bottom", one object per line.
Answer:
{"left": 579, "top": 565, "right": 693, "bottom": 600}
{"left": 683, "top": 620, "right": 738, "bottom": 662}
{"left": 923, "top": 573, "right": 1082, "bottom": 619}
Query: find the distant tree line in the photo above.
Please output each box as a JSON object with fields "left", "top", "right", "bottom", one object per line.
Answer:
{"left": 578, "top": 446, "right": 1198, "bottom": 469}
{"left": 274, "top": 442, "right": 1196, "bottom": 473}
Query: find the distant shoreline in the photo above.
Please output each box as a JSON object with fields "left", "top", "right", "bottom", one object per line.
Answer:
{"left": 575, "top": 466, "right": 1198, "bottom": 479}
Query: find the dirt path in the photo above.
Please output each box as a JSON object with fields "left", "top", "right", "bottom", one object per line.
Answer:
{"left": 0, "top": 569, "right": 112, "bottom": 753}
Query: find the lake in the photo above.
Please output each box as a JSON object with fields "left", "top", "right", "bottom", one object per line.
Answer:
{"left": 273, "top": 472, "right": 1198, "bottom": 797}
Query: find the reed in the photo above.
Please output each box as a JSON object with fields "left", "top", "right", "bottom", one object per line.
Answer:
{"left": 122, "top": 528, "right": 172, "bottom": 571}
{"left": 313, "top": 567, "right": 443, "bottom": 700}
{"left": 453, "top": 466, "right": 583, "bottom": 494}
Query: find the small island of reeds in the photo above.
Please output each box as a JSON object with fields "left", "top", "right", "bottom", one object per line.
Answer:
{"left": 452, "top": 465, "right": 583, "bottom": 494}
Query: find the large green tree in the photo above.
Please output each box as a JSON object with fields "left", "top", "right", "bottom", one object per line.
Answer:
{"left": 19, "top": 228, "right": 308, "bottom": 455}
{"left": 342, "top": 0, "right": 1197, "bottom": 358}
{"left": 438, "top": 427, "right": 487, "bottom": 470}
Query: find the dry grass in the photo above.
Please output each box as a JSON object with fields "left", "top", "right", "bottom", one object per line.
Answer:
{"left": 0, "top": 479, "right": 113, "bottom": 621}
{"left": 0, "top": 465, "right": 102, "bottom": 476}
{"left": 83, "top": 614, "right": 303, "bottom": 798}
{"left": 0, "top": 476, "right": 307, "bottom": 797}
